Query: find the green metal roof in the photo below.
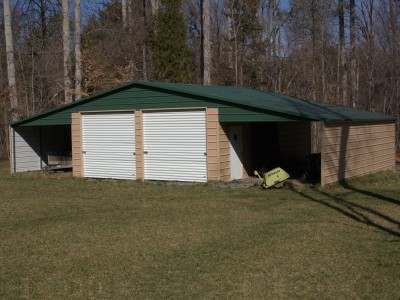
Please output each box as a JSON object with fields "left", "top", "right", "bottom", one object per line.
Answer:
{"left": 11, "top": 81, "right": 394, "bottom": 127}
{"left": 135, "top": 81, "right": 394, "bottom": 122}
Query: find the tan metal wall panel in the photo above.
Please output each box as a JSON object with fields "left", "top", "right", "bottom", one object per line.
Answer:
{"left": 207, "top": 108, "right": 219, "bottom": 181}
{"left": 135, "top": 110, "right": 144, "bottom": 180}
{"left": 323, "top": 161, "right": 394, "bottom": 184}
{"left": 321, "top": 122, "right": 395, "bottom": 185}
{"left": 323, "top": 139, "right": 394, "bottom": 155}
{"left": 219, "top": 123, "right": 230, "bottom": 181}
{"left": 71, "top": 112, "right": 83, "bottom": 177}
{"left": 324, "top": 129, "right": 394, "bottom": 141}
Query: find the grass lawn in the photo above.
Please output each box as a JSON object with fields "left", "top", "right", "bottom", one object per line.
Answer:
{"left": 1, "top": 161, "right": 400, "bottom": 299}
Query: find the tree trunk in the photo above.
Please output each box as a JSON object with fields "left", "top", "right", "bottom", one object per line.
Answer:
{"left": 40, "top": 0, "right": 47, "bottom": 49}
{"left": 150, "top": 0, "right": 160, "bottom": 16}
{"left": 62, "top": 0, "right": 72, "bottom": 103}
{"left": 202, "top": 0, "right": 211, "bottom": 85}
{"left": 3, "top": 0, "right": 18, "bottom": 121}
{"left": 390, "top": 0, "right": 397, "bottom": 57}
{"left": 142, "top": 0, "right": 148, "bottom": 80}
{"left": 311, "top": 0, "right": 317, "bottom": 100}
{"left": 74, "top": 0, "right": 82, "bottom": 100}
{"left": 349, "top": 0, "right": 356, "bottom": 108}
{"left": 227, "top": 6, "right": 234, "bottom": 70}
{"left": 266, "top": 0, "right": 272, "bottom": 60}
{"left": 122, "top": 0, "right": 127, "bottom": 29}
{"left": 127, "top": 0, "right": 132, "bottom": 30}
{"left": 339, "top": 0, "right": 347, "bottom": 105}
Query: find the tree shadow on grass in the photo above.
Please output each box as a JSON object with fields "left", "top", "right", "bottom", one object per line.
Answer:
{"left": 288, "top": 184, "right": 400, "bottom": 238}
{"left": 340, "top": 179, "right": 400, "bottom": 206}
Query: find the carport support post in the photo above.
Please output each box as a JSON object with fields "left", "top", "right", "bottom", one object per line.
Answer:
{"left": 320, "top": 122, "right": 326, "bottom": 186}
{"left": 9, "top": 126, "right": 16, "bottom": 175}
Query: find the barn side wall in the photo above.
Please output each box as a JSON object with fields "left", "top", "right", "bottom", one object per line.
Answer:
{"left": 321, "top": 121, "right": 395, "bottom": 185}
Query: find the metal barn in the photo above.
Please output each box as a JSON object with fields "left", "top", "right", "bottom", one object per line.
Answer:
{"left": 10, "top": 81, "right": 396, "bottom": 185}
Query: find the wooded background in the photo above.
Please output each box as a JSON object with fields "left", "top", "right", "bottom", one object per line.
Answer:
{"left": 1, "top": 0, "right": 399, "bottom": 159}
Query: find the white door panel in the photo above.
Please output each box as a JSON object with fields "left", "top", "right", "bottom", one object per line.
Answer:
{"left": 82, "top": 112, "right": 136, "bottom": 180}
{"left": 143, "top": 110, "right": 207, "bottom": 182}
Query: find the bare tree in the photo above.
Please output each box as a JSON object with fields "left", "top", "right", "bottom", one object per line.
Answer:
{"left": 62, "top": 0, "right": 72, "bottom": 103}
{"left": 338, "top": 0, "right": 347, "bottom": 105}
{"left": 202, "top": 0, "right": 211, "bottom": 85}
{"left": 122, "top": 0, "right": 127, "bottom": 29}
{"left": 150, "top": 0, "right": 160, "bottom": 16}
{"left": 142, "top": 0, "right": 148, "bottom": 80}
{"left": 3, "top": 0, "right": 18, "bottom": 121}
{"left": 349, "top": 0, "right": 357, "bottom": 108}
{"left": 74, "top": 0, "right": 82, "bottom": 100}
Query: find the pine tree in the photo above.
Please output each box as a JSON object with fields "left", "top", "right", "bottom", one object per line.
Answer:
{"left": 151, "top": 0, "right": 193, "bottom": 83}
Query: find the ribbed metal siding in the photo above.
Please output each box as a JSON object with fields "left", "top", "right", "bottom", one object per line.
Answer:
{"left": 82, "top": 112, "right": 136, "bottom": 180}
{"left": 13, "top": 127, "right": 41, "bottom": 172}
{"left": 143, "top": 110, "right": 207, "bottom": 182}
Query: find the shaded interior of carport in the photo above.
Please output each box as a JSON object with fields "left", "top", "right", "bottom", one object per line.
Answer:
{"left": 11, "top": 125, "right": 72, "bottom": 172}
{"left": 219, "top": 121, "right": 313, "bottom": 180}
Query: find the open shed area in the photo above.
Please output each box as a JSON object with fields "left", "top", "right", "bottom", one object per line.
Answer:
{"left": 10, "top": 81, "right": 396, "bottom": 185}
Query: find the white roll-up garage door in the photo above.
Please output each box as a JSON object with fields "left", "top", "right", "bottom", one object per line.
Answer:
{"left": 143, "top": 110, "right": 207, "bottom": 182}
{"left": 82, "top": 112, "right": 136, "bottom": 180}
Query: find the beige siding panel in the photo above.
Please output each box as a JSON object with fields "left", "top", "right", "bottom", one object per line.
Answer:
{"left": 321, "top": 122, "right": 395, "bottom": 185}
{"left": 324, "top": 153, "right": 394, "bottom": 174}
{"left": 324, "top": 143, "right": 393, "bottom": 164}
{"left": 135, "top": 110, "right": 144, "bottom": 180}
{"left": 207, "top": 108, "right": 219, "bottom": 181}
{"left": 71, "top": 112, "right": 83, "bottom": 177}
{"left": 324, "top": 132, "right": 393, "bottom": 145}
{"left": 323, "top": 122, "right": 393, "bottom": 135}
{"left": 208, "top": 149, "right": 218, "bottom": 157}
{"left": 219, "top": 123, "right": 230, "bottom": 181}
{"left": 323, "top": 139, "right": 393, "bottom": 155}
{"left": 323, "top": 160, "right": 394, "bottom": 184}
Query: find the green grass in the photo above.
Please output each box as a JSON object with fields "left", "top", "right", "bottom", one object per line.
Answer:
{"left": 1, "top": 161, "right": 400, "bottom": 299}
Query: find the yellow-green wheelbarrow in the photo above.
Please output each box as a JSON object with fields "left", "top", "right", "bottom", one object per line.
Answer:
{"left": 254, "top": 168, "right": 290, "bottom": 189}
